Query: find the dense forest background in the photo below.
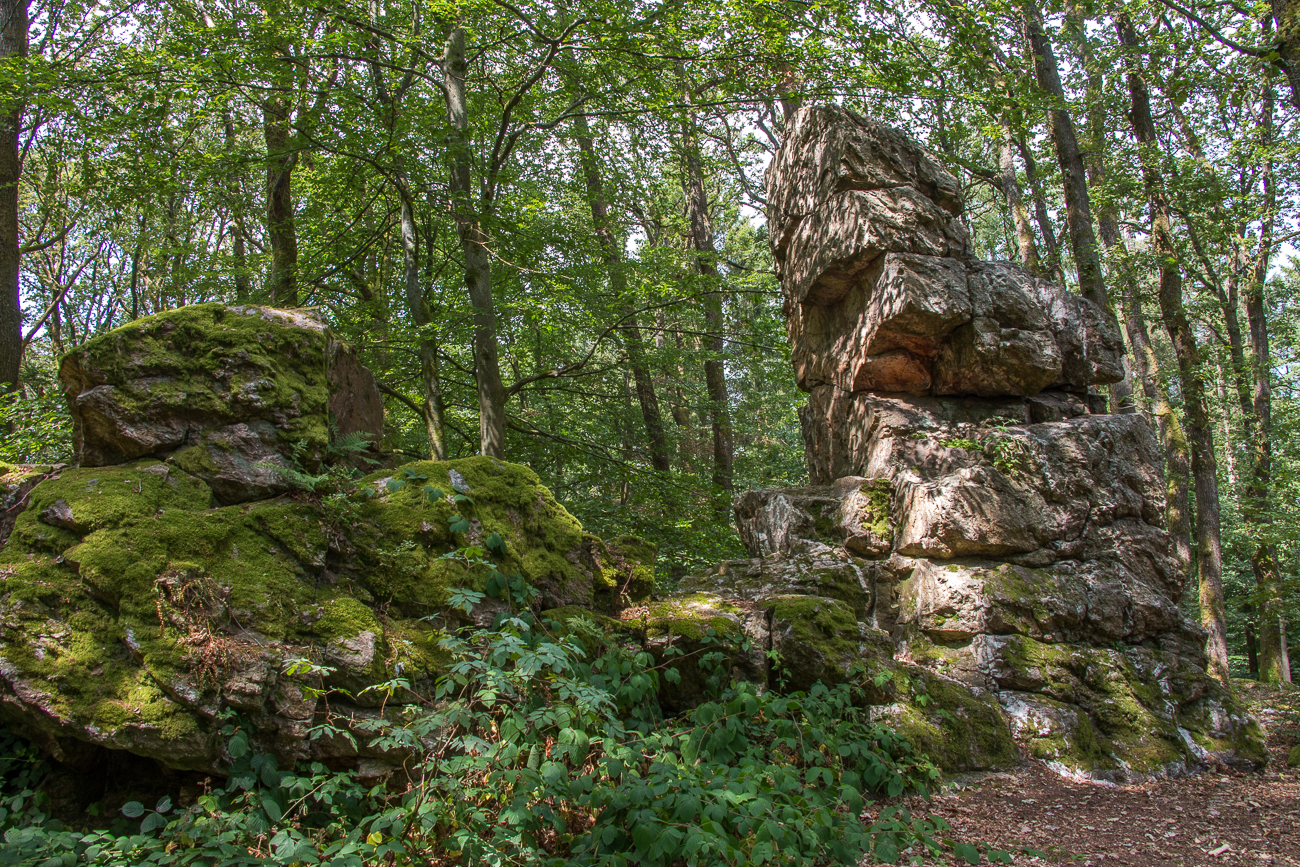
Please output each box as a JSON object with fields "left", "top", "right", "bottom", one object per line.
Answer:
{"left": 0, "top": 0, "right": 1296, "bottom": 680}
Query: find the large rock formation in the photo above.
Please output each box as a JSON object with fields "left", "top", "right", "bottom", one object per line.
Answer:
{"left": 0, "top": 308, "right": 654, "bottom": 776}
{"left": 59, "top": 304, "right": 385, "bottom": 504}
{"left": 743, "top": 105, "right": 1262, "bottom": 780}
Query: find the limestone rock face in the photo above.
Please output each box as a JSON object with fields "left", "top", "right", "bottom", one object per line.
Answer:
{"left": 743, "top": 104, "right": 1263, "bottom": 780}
{"left": 59, "top": 304, "right": 384, "bottom": 505}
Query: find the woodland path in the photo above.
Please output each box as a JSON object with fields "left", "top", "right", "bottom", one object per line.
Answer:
{"left": 879, "top": 683, "right": 1300, "bottom": 866}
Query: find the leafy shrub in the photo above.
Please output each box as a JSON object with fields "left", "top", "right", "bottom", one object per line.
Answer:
{"left": 0, "top": 389, "right": 73, "bottom": 465}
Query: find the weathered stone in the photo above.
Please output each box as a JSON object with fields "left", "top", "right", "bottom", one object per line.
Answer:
{"left": 756, "top": 105, "right": 1264, "bottom": 779}
{"left": 59, "top": 304, "right": 384, "bottom": 504}
{"left": 772, "top": 107, "right": 1124, "bottom": 403}
{"left": 622, "top": 593, "right": 767, "bottom": 713}
{"left": 0, "top": 449, "right": 655, "bottom": 776}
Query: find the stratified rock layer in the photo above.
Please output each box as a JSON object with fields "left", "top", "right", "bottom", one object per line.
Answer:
{"left": 768, "top": 106, "right": 1124, "bottom": 402}
{"left": 746, "top": 104, "right": 1261, "bottom": 780}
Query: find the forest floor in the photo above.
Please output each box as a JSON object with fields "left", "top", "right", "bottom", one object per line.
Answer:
{"left": 879, "top": 681, "right": 1300, "bottom": 866}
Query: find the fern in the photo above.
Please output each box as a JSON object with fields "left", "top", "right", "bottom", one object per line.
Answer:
{"left": 327, "top": 427, "right": 374, "bottom": 460}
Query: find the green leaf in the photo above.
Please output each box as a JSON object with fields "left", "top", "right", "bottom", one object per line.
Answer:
{"left": 121, "top": 801, "right": 144, "bottom": 819}
{"left": 262, "top": 797, "right": 284, "bottom": 823}
{"left": 874, "top": 836, "right": 899, "bottom": 863}
{"left": 228, "top": 731, "right": 249, "bottom": 759}
{"left": 954, "top": 842, "right": 981, "bottom": 864}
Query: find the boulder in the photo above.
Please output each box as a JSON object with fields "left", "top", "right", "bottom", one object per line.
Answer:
{"left": 59, "top": 304, "right": 384, "bottom": 504}
{"left": 0, "top": 456, "right": 654, "bottom": 774}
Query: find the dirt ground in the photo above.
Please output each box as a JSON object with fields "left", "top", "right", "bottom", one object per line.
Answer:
{"left": 877, "top": 682, "right": 1300, "bottom": 866}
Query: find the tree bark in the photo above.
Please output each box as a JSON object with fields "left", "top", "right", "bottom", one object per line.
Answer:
{"left": 223, "top": 109, "right": 251, "bottom": 302}
{"left": 445, "top": 27, "right": 506, "bottom": 458}
{"left": 574, "top": 117, "right": 671, "bottom": 473}
{"left": 263, "top": 80, "right": 298, "bottom": 307}
{"left": 1124, "top": 290, "right": 1192, "bottom": 579}
{"left": 1014, "top": 135, "right": 1064, "bottom": 286}
{"left": 681, "top": 119, "right": 733, "bottom": 506}
{"left": 400, "top": 190, "right": 446, "bottom": 460}
{"left": 0, "top": 0, "right": 27, "bottom": 391}
{"left": 996, "top": 127, "right": 1042, "bottom": 276}
{"left": 1119, "top": 14, "right": 1231, "bottom": 687}
{"left": 1245, "top": 74, "right": 1290, "bottom": 683}
{"left": 1021, "top": 0, "right": 1108, "bottom": 314}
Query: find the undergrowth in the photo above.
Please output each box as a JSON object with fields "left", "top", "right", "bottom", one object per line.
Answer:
{"left": 0, "top": 512, "right": 1014, "bottom": 866}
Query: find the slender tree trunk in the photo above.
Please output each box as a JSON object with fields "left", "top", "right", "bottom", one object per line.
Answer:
{"left": 1245, "top": 616, "right": 1259, "bottom": 677}
{"left": 445, "top": 28, "right": 506, "bottom": 458}
{"left": 1015, "top": 136, "right": 1065, "bottom": 287}
{"left": 0, "top": 0, "right": 27, "bottom": 391}
{"left": 399, "top": 189, "right": 446, "bottom": 460}
{"left": 681, "top": 119, "right": 733, "bottom": 505}
{"left": 1124, "top": 291, "right": 1193, "bottom": 580}
{"left": 1119, "top": 14, "right": 1231, "bottom": 687}
{"left": 1024, "top": 0, "right": 1132, "bottom": 413}
{"left": 129, "top": 219, "right": 144, "bottom": 321}
{"left": 263, "top": 81, "right": 298, "bottom": 307}
{"left": 1066, "top": 9, "right": 1137, "bottom": 411}
{"left": 224, "top": 109, "right": 251, "bottom": 302}
{"left": 1022, "top": 0, "right": 1107, "bottom": 312}
{"left": 1245, "top": 74, "right": 1290, "bottom": 682}
{"left": 574, "top": 117, "right": 671, "bottom": 473}
{"left": 997, "top": 128, "right": 1042, "bottom": 276}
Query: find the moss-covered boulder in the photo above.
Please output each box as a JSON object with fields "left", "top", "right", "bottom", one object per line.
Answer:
{"left": 621, "top": 593, "right": 767, "bottom": 713}
{"left": 59, "top": 304, "right": 383, "bottom": 504}
{"left": 0, "top": 456, "right": 654, "bottom": 775}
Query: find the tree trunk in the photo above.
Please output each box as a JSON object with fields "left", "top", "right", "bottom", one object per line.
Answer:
{"left": 1015, "top": 135, "right": 1064, "bottom": 286}
{"left": 400, "top": 189, "right": 446, "bottom": 460}
{"left": 0, "top": 0, "right": 27, "bottom": 392}
{"left": 1119, "top": 14, "right": 1231, "bottom": 687}
{"left": 1022, "top": 0, "right": 1108, "bottom": 314}
{"left": 681, "top": 120, "right": 733, "bottom": 506}
{"left": 224, "top": 109, "right": 251, "bottom": 302}
{"left": 996, "top": 128, "right": 1042, "bottom": 276}
{"left": 1065, "top": 7, "right": 1137, "bottom": 411}
{"left": 263, "top": 83, "right": 298, "bottom": 307}
{"left": 1245, "top": 75, "right": 1290, "bottom": 683}
{"left": 574, "top": 117, "right": 671, "bottom": 473}
{"left": 1124, "top": 292, "right": 1193, "bottom": 580}
{"left": 1245, "top": 615, "right": 1259, "bottom": 676}
{"left": 445, "top": 28, "right": 506, "bottom": 458}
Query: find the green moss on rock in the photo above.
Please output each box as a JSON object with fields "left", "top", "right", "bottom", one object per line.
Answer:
{"left": 0, "top": 451, "right": 655, "bottom": 772}
{"left": 867, "top": 664, "right": 1019, "bottom": 773}
{"left": 768, "top": 595, "right": 861, "bottom": 692}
